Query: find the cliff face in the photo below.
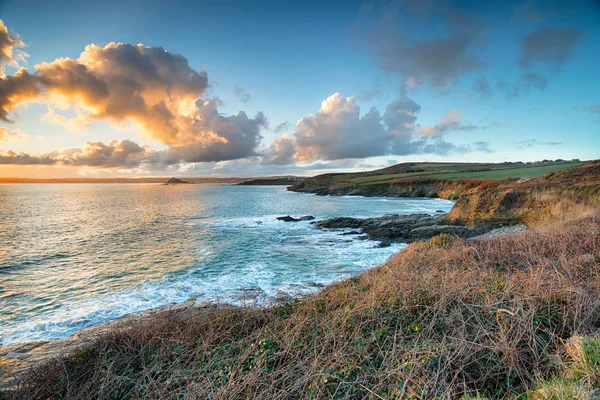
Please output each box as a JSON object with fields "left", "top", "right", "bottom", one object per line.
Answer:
{"left": 447, "top": 161, "right": 600, "bottom": 227}
{"left": 289, "top": 177, "right": 488, "bottom": 200}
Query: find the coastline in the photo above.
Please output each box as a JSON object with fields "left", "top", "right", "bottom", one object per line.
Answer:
{"left": 0, "top": 209, "right": 523, "bottom": 389}
{"left": 2, "top": 161, "right": 599, "bottom": 395}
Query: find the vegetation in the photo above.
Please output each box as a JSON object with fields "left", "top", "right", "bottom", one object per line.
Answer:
{"left": 7, "top": 210, "right": 600, "bottom": 399}
{"left": 3, "top": 160, "right": 599, "bottom": 399}
{"left": 335, "top": 161, "right": 583, "bottom": 186}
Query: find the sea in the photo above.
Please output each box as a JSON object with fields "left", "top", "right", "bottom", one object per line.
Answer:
{"left": 0, "top": 184, "right": 454, "bottom": 346}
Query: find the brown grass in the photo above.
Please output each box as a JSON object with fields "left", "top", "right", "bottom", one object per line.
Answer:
{"left": 5, "top": 212, "right": 600, "bottom": 399}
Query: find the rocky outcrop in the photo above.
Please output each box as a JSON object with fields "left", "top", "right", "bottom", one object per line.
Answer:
{"left": 164, "top": 177, "right": 190, "bottom": 185}
{"left": 276, "top": 215, "right": 315, "bottom": 222}
{"left": 317, "top": 214, "right": 487, "bottom": 246}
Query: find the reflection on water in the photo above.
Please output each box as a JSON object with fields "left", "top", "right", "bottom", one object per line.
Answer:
{"left": 0, "top": 184, "right": 454, "bottom": 345}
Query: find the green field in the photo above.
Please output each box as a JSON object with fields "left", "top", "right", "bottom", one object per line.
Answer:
{"left": 327, "top": 161, "right": 583, "bottom": 186}
{"left": 427, "top": 163, "right": 582, "bottom": 180}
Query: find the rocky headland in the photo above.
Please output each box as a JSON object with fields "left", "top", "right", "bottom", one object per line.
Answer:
{"left": 238, "top": 177, "right": 303, "bottom": 185}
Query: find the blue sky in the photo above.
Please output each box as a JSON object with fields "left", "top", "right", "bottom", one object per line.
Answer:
{"left": 0, "top": 0, "right": 598, "bottom": 177}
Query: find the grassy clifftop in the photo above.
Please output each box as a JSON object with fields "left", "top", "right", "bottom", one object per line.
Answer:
{"left": 288, "top": 160, "right": 583, "bottom": 196}
{"left": 447, "top": 160, "right": 600, "bottom": 227}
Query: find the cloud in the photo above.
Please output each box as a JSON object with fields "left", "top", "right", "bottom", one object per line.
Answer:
{"left": 355, "top": 85, "right": 383, "bottom": 101}
{"left": 261, "top": 134, "right": 295, "bottom": 165}
{"left": 473, "top": 77, "right": 491, "bottom": 96}
{"left": 514, "top": 139, "right": 562, "bottom": 148}
{"left": 0, "top": 139, "right": 166, "bottom": 167}
{"left": 233, "top": 84, "right": 251, "bottom": 103}
{"left": 0, "top": 127, "right": 28, "bottom": 143}
{"left": 584, "top": 105, "right": 600, "bottom": 114}
{"left": 291, "top": 93, "right": 389, "bottom": 161}
{"left": 0, "top": 20, "right": 28, "bottom": 77}
{"left": 519, "top": 26, "right": 584, "bottom": 67}
{"left": 356, "top": 9, "right": 487, "bottom": 90}
{"left": 164, "top": 106, "right": 267, "bottom": 163}
{"left": 41, "top": 107, "right": 91, "bottom": 131}
{"left": 263, "top": 93, "right": 487, "bottom": 164}
{"left": 417, "top": 110, "right": 478, "bottom": 137}
{"left": 0, "top": 23, "right": 268, "bottom": 163}
{"left": 0, "top": 68, "right": 40, "bottom": 122}
{"left": 512, "top": 0, "right": 583, "bottom": 23}
{"left": 273, "top": 121, "right": 291, "bottom": 133}
{"left": 497, "top": 73, "right": 548, "bottom": 98}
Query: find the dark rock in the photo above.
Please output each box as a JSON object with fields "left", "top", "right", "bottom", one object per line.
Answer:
{"left": 164, "top": 177, "right": 190, "bottom": 185}
{"left": 276, "top": 215, "right": 315, "bottom": 222}
{"left": 273, "top": 290, "right": 293, "bottom": 303}
{"left": 277, "top": 215, "right": 298, "bottom": 222}
{"left": 436, "top": 210, "right": 444, "bottom": 213}
{"left": 316, "top": 213, "right": 488, "bottom": 244}
{"left": 341, "top": 230, "right": 362, "bottom": 236}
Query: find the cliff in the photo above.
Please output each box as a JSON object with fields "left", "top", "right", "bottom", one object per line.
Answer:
{"left": 447, "top": 160, "right": 600, "bottom": 227}
{"left": 292, "top": 161, "right": 600, "bottom": 229}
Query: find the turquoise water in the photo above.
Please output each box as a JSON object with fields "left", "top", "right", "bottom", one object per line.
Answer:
{"left": 0, "top": 184, "right": 453, "bottom": 346}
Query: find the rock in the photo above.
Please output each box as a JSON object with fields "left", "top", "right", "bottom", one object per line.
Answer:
{"left": 316, "top": 213, "right": 488, "bottom": 244}
{"left": 276, "top": 215, "right": 315, "bottom": 222}
{"left": 277, "top": 215, "right": 298, "bottom": 222}
{"left": 164, "top": 177, "right": 190, "bottom": 185}
{"left": 236, "top": 287, "right": 264, "bottom": 301}
{"left": 436, "top": 209, "right": 444, "bottom": 213}
{"left": 341, "top": 230, "right": 362, "bottom": 236}
{"left": 273, "top": 290, "right": 293, "bottom": 303}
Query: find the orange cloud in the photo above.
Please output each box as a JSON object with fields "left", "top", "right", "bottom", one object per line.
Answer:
{"left": 0, "top": 20, "right": 28, "bottom": 78}
{"left": 0, "top": 22, "right": 267, "bottom": 163}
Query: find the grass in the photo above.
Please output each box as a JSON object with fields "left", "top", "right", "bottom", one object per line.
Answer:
{"left": 427, "top": 163, "right": 582, "bottom": 181}
{"left": 329, "top": 161, "right": 583, "bottom": 186}
{"left": 6, "top": 211, "right": 600, "bottom": 399}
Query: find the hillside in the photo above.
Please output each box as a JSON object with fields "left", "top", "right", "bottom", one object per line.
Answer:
{"left": 289, "top": 160, "right": 583, "bottom": 197}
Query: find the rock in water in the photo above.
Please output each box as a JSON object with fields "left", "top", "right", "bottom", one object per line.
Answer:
{"left": 276, "top": 215, "right": 315, "bottom": 222}
{"left": 164, "top": 177, "right": 190, "bottom": 185}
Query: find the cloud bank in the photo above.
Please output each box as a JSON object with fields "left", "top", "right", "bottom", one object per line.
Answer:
{"left": 0, "top": 139, "right": 165, "bottom": 167}
{"left": 263, "top": 93, "right": 489, "bottom": 165}
{"left": 0, "top": 21, "right": 267, "bottom": 164}
{"left": 519, "top": 26, "right": 584, "bottom": 67}
{"left": 356, "top": 8, "right": 487, "bottom": 90}
{"left": 0, "top": 20, "right": 490, "bottom": 171}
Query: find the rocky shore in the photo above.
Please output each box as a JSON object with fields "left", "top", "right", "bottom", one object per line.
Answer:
{"left": 315, "top": 214, "right": 489, "bottom": 247}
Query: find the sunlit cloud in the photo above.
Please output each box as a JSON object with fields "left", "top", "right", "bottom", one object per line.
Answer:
{"left": 0, "top": 24, "right": 267, "bottom": 163}
{"left": 263, "top": 93, "right": 488, "bottom": 164}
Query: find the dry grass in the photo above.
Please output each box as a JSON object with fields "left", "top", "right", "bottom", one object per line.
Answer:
{"left": 5, "top": 212, "right": 600, "bottom": 399}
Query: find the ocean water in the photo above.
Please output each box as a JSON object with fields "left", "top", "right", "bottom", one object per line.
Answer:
{"left": 0, "top": 184, "right": 454, "bottom": 346}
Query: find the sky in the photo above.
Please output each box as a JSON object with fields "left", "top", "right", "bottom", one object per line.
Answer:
{"left": 0, "top": 0, "right": 598, "bottom": 178}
